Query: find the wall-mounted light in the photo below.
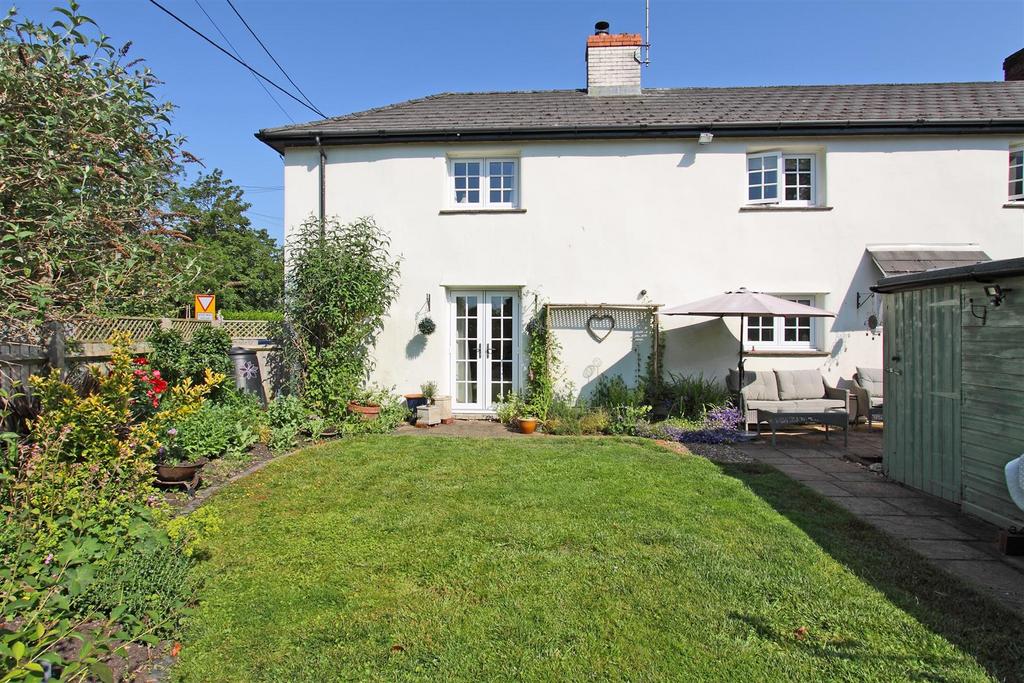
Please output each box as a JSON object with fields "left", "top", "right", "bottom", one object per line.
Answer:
{"left": 984, "top": 284, "right": 1007, "bottom": 307}
{"left": 698, "top": 132, "right": 714, "bottom": 145}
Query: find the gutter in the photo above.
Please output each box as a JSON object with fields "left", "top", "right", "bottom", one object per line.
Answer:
{"left": 256, "top": 119, "right": 1024, "bottom": 153}
{"left": 872, "top": 257, "right": 1024, "bottom": 293}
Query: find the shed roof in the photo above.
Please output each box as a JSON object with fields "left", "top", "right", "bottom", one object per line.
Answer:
{"left": 872, "top": 257, "right": 1024, "bottom": 293}
{"left": 257, "top": 81, "right": 1024, "bottom": 151}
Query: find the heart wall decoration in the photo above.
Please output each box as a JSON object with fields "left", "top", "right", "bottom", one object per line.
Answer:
{"left": 587, "top": 312, "right": 615, "bottom": 342}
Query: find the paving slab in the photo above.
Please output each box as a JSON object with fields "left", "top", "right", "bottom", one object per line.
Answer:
{"left": 825, "top": 470, "right": 879, "bottom": 483}
{"left": 880, "top": 495, "right": 960, "bottom": 517}
{"left": 833, "top": 480, "right": 922, "bottom": 498}
{"left": 802, "top": 480, "right": 853, "bottom": 497}
{"left": 937, "top": 560, "right": 1024, "bottom": 612}
{"left": 831, "top": 496, "right": 905, "bottom": 516}
{"left": 771, "top": 463, "right": 836, "bottom": 482}
{"left": 860, "top": 514, "right": 977, "bottom": 541}
{"left": 798, "top": 457, "right": 864, "bottom": 473}
{"left": 908, "top": 539, "right": 995, "bottom": 561}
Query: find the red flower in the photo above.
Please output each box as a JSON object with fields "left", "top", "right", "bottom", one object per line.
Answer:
{"left": 132, "top": 357, "right": 148, "bottom": 365}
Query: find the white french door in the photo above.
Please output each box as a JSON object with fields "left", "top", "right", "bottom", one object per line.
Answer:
{"left": 449, "top": 291, "right": 520, "bottom": 412}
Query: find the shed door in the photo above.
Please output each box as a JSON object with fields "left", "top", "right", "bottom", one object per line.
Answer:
{"left": 884, "top": 286, "right": 962, "bottom": 502}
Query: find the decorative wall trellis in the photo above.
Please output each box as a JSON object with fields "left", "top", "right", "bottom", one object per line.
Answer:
{"left": 544, "top": 303, "right": 662, "bottom": 389}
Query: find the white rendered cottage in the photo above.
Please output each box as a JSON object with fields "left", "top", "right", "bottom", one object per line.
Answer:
{"left": 258, "top": 28, "right": 1024, "bottom": 416}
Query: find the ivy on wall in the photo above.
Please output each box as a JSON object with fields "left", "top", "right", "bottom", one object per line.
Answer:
{"left": 524, "top": 304, "right": 559, "bottom": 420}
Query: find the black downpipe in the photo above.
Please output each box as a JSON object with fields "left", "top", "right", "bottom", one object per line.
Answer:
{"left": 316, "top": 135, "right": 326, "bottom": 237}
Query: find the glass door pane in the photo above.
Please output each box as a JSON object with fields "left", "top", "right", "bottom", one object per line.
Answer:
{"left": 453, "top": 294, "right": 480, "bottom": 407}
{"left": 488, "top": 294, "right": 515, "bottom": 404}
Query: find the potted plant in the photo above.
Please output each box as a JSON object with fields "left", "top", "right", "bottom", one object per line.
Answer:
{"left": 518, "top": 415, "right": 539, "bottom": 434}
{"left": 416, "top": 381, "right": 441, "bottom": 427}
{"left": 154, "top": 428, "right": 207, "bottom": 483}
{"left": 348, "top": 391, "right": 381, "bottom": 421}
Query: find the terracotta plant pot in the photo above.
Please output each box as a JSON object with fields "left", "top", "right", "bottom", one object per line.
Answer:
{"left": 348, "top": 401, "right": 381, "bottom": 421}
{"left": 518, "top": 417, "right": 539, "bottom": 434}
{"left": 155, "top": 460, "right": 205, "bottom": 483}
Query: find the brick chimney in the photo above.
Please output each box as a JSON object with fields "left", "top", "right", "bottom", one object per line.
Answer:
{"left": 586, "top": 22, "right": 643, "bottom": 96}
{"left": 1005, "top": 48, "right": 1024, "bottom": 81}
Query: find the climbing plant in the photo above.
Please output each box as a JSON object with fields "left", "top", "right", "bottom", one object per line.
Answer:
{"left": 523, "top": 303, "right": 559, "bottom": 420}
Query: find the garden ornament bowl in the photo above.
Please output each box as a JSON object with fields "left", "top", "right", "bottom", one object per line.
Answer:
{"left": 156, "top": 458, "right": 207, "bottom": 483}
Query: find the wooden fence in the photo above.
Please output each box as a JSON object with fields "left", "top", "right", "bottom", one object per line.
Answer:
{"left": 0, "top": 317, "right": 277, "bottom": 395}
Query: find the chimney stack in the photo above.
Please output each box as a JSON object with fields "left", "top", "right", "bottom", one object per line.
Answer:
{"left": 586, "top": 21, "right": 643, "bottom": 96}
{"left": 1004, "top": 48, "right": 1024, "bottom": 81}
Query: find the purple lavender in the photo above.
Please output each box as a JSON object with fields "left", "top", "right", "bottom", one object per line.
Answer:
{"left": 655, "top": 404, "right": 744, "bottom": 444}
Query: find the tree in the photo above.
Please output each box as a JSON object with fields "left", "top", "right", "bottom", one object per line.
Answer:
{"left": 170, "top": 170, "right": 283, "bottom": 312}
{"left": 0, "top": 2, "right": 197, "bottom": 339}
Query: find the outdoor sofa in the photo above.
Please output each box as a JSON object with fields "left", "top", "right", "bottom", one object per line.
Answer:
{"left": 728, "top": 368, "right": 852, "bottom": 444}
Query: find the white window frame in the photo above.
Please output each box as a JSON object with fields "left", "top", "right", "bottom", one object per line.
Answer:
{"left": 744, "top": 296, "right": 819, "bottom": 351}
{"left": 746, "top": 151, "right": 817, "bottom": 207}
{"left": 746, "top": 151, "right": 781, "bottom": 205}
{"left": 1010, "top": 144, "right": 1024, "bottom": 202}
{"left": 447, "top": 157, "right": 519, "bottom": 209}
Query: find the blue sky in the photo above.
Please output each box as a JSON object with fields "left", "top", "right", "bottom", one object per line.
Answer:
{"left": 26, "top": 0, "right": 1024, "bottom": 243}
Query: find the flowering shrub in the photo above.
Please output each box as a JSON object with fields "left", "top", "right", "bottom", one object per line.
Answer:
{"left": 8, "top": 332, "right": 223, "bottom": 550}
{"left": 131, "top": 356, "right": 169, "bottom": 416}
{"left": 646, "top": 404, "right": 745, "bottom": 444}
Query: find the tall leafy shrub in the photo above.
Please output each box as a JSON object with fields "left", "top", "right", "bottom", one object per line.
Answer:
{"left": 0, "top": 2, "right": 197, "bottom": 338}
{"left": 281, "top": 216, "right": 401, "bottom": 421}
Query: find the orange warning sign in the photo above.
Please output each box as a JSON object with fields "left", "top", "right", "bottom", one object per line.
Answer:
{"left": 194, "top": 294, "right": 216, "bottom": 321}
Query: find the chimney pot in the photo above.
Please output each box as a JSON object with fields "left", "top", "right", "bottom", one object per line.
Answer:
{"left": 594, "top": 21, "right": 610, "bottom": 35}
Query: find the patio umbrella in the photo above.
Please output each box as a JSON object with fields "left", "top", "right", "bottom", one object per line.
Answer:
{"left": 661, "top": 288, "right": 835, "bottom": 384}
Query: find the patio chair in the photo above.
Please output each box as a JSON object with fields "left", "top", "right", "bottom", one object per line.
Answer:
{"left": 853, "top": 367, "right": 884, "bottom": 427}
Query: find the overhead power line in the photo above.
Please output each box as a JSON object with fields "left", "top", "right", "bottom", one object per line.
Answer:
{"left": 192, "top": 0, "right": 294, "bottom": 123}
{"left": 147, "top": 0, "right": 328, "bottom": 119}
{"left": 224, "top": 0, "right": 323, "bottom": 116}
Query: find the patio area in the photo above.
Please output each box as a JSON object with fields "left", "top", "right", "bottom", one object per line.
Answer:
{"left": 734, "top": 425, "right": 1024, "bottom": 615}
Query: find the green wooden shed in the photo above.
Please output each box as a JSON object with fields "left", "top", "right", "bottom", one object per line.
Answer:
{"left": 873, "top": 257, "right": 1024, "bottom": 530}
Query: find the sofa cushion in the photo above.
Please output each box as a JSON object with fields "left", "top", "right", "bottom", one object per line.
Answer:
{"left": 856, "top": 367, "right": 884, "bottom": 398}
{"left": 792, "top": 398, "right": 846, "bottom": 413}
{"left": 729, "top": 369, "right": 779, "bottom": 402}
{"left": 747, "top": 398, "right": 844, "bottom": 414}
{"left": 775, "top": 369, "right": 826, "bottom": 400}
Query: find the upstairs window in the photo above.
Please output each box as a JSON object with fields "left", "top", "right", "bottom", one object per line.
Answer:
{"left": 747, "top": 152, "right": 816, "bottom": 206}
{"left": 449, "top": 158, "right": 518, "bottom": 208}
{"left": 1011, "top": 146, "right": 1024, "bottom": 201}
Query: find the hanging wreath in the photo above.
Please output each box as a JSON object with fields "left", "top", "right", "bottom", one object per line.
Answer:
{"left": 418, "top": 316, "right": 436, "bottom": 336}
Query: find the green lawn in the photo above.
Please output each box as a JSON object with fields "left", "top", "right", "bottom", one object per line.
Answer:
{"left": 174, "top": 436, "right": 1024, "bottom": 682}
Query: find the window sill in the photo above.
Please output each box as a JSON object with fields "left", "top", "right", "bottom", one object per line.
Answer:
{"left": 1003, "top": 202, "right": 1024, "bottom": 209}
{"left": 745, "top": 349, "right": 829, "bottom": 357}
{"left": 439, "top": 208, "right": 527, "bottom": 215}
{"left": 739, "top": 206, "right": 834, "bottom": 213}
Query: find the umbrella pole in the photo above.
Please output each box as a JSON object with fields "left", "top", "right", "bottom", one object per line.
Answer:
{"left": 738, "top": 315, "right": 745, "bottom": 381}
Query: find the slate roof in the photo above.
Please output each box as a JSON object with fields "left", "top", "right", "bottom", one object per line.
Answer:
{"left": 867, "top": 247, "right": 991, "bottom": 277}
{"left": 874, "top": 257, "right": 1024, "bottom": 293}
{"left": 257, "top": 81, "right": 1024, "bottom": 150}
